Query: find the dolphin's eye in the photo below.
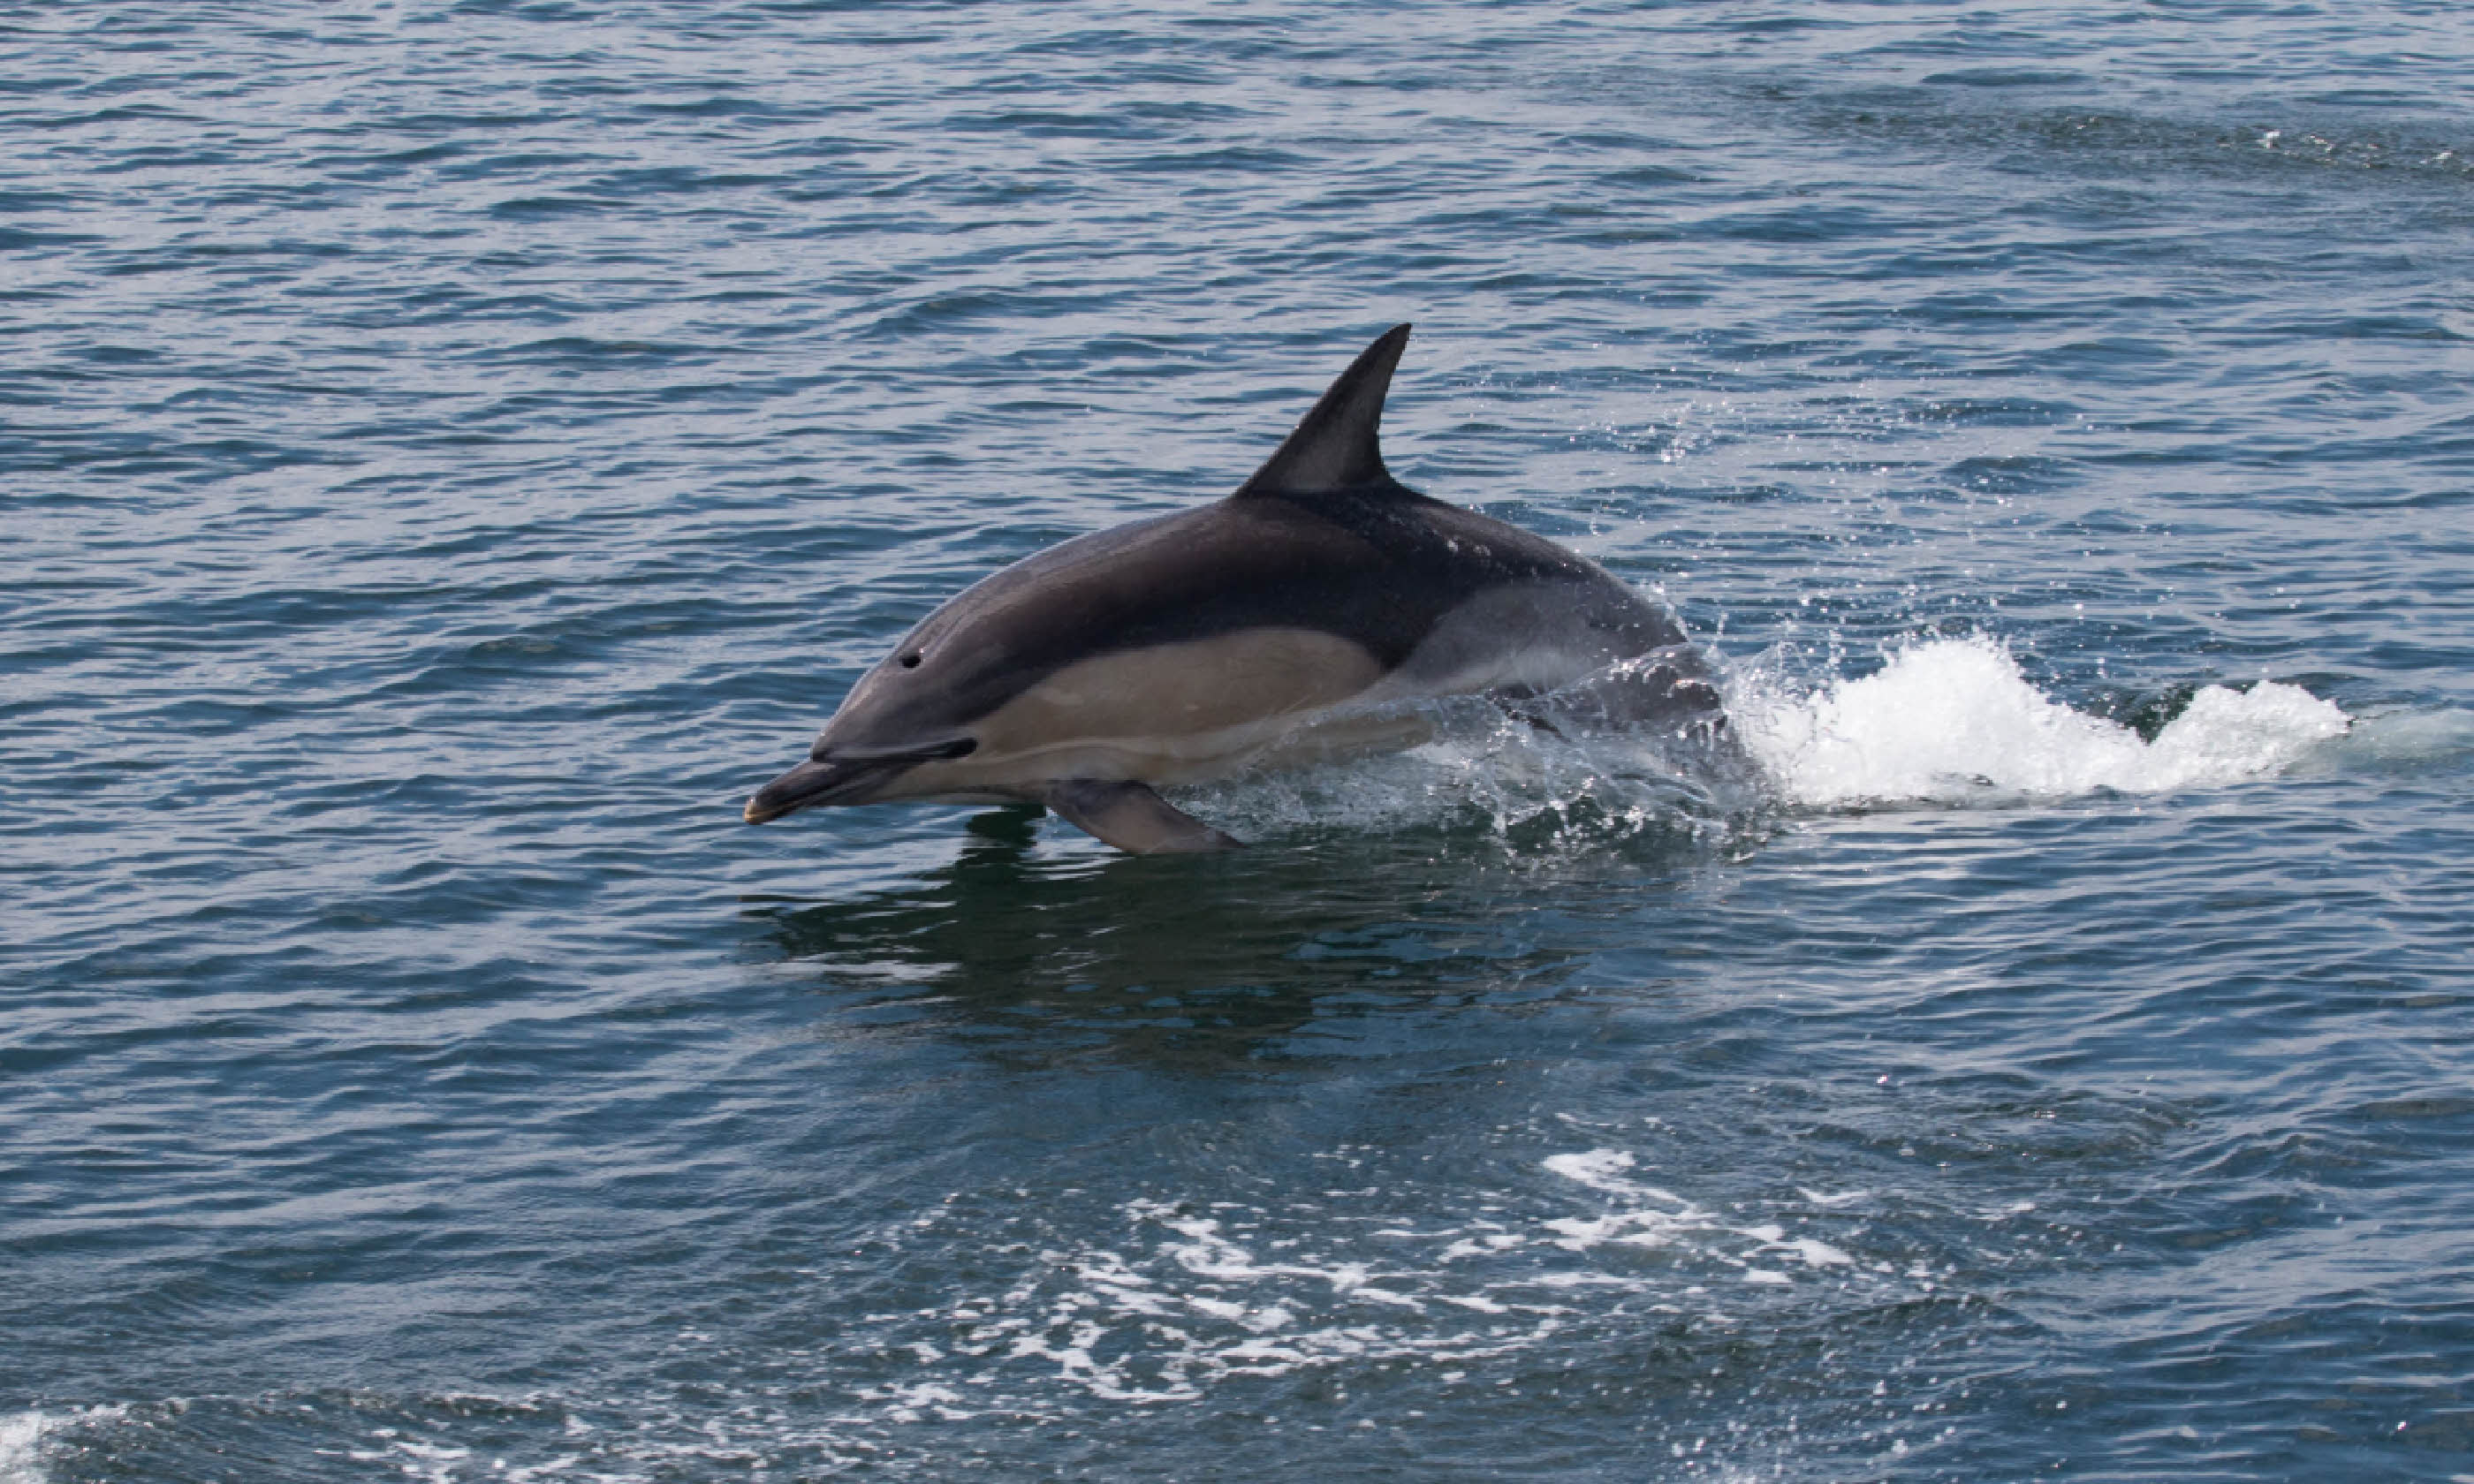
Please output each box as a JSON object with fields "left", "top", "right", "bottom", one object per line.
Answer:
{"left": 899, "top": 652, "right": 922, "bottom": 670}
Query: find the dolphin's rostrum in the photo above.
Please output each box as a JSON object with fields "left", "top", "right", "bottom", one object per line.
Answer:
{"left": 744, "top": 325, "right": 1725, "bottom": 853}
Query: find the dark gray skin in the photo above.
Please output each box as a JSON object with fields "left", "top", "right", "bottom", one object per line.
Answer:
{"left": 745, "top": 325, "right": 1724, "bottom": 853}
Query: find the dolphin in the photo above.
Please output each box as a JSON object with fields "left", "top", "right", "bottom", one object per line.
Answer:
{"left": 743, "top": 324, "right": 1725, "bottom": 853}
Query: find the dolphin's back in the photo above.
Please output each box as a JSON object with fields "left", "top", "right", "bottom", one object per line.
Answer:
{"left": 892, "top": 481, "right": 1681, "bottom": 731}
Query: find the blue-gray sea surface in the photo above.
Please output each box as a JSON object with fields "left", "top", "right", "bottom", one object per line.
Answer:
{"left": 6, "top": 3, "right": 2473, "bottom": 1480}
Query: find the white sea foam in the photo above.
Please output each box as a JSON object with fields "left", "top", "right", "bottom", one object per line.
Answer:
{"left": 1180, "top": 634, "right": 2349, "bottom": 854}
{"left": 0, "top": 1413, "right": 49, "bottom": 1484}
{"left": 1539, "top": 1149, "right": 1876, "bottom": 1283}
{"left": 61, "top": 1148, "right": 1951, "bottom": 1480}
{"left": 1735, "top": 636, "right": 2349, "bottom": 807}
{"left": 795, "top": 1157, "right": 1928, "bottom": 1420}
{"left": 1541, "top": 1147, "right": 1688, "bottom": 1203}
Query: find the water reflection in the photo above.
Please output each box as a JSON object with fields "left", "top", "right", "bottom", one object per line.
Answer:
{"left": 751, "top": 803, "right": 1728, "bottom": 1062}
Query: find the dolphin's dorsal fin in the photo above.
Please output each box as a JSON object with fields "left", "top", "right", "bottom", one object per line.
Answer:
{"left": 1233, "top": 323, "right": 1411, "bottom": 498}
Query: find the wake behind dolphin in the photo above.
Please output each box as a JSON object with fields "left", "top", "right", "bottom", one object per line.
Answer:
{"left": 742, "top": 325, "right": 1729, "bottom": 853}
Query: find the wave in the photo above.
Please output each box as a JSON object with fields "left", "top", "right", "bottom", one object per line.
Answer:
{"left": 1734, "top": 635, "right": 2350, "bottom": 808}
{"left": 1178, "top": 635, "right": 2349, "bottom": 859}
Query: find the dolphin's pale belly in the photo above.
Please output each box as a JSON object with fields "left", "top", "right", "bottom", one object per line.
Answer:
{"left": 894, "top": 708, "right": 1431, "bottom": 800}
{"left": 887, "top": 627, "right": 1378, "bottom": 799}
{"left": 884, "top": 596, "right": 1658, "bottom": 801}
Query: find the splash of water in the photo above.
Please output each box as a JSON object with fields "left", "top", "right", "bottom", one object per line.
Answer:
{"left": 1176, "top": 636, "right": 2349, "bottom": 851}
{"left": 0, "top": 1412, "right": 53, "bottom": 1484}
{"left": 1734, "top": 636, "right": 2349, "bottom": 807}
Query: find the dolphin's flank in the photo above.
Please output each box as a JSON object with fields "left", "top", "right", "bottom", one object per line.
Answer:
{"left": 742, "top": 324, "right": 1724, "bottom": 854}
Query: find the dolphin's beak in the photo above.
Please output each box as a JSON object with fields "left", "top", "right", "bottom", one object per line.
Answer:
{"left": 742, "top": 759, "right": 893, "bottom": 824}
{"left": 742, "top": 737, "right": 979, "bottom": 824}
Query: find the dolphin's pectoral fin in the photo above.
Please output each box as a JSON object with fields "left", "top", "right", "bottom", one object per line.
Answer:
{"left": 1043, "top": 780, "right": 1245, "bottom": 855}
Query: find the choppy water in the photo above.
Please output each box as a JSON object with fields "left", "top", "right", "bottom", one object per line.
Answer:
{"left": 7, "top": 3, "right": 2473, "bottom": 1480}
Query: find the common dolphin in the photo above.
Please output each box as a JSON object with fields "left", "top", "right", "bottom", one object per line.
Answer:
{"left": 743, "top": 324, "right": 1725, "bottom": 853}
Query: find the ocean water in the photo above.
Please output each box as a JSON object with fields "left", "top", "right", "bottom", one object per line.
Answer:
{"left": 5, "top": 2, "right": 2472, "bottom": 1479}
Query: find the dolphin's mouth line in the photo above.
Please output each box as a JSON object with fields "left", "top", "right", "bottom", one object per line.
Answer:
{"left": 825, "top": 737, "right": 979, "bottom": 765}
{"left": 744, "top": 759, "right": 897, "bottom": 823}
{"left": 742, "top": 738, "right": 980, "bottom": 824}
